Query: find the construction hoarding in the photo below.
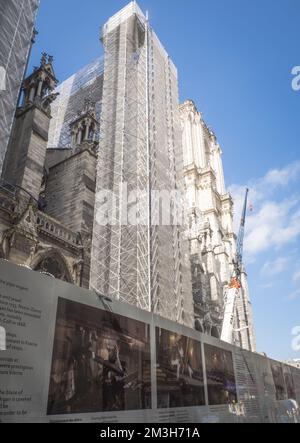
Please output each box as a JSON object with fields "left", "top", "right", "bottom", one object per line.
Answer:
{"left": 0, "top": 259, "right": 299, "bottom": 423}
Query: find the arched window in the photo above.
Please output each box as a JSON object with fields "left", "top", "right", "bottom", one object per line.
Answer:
{"left": 89, "top": 124, "right": 95, "bottom": 140}
{"left": 34, "top": 254, "right": 72, "bottom": 283}
{"left": 204, "top": 139, "right": 211, "bottom": 167}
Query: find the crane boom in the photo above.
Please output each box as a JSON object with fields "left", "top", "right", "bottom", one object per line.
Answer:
{"left": 236, "top": 188, "right": 249, "bottom": 275}
{"left": 229, "top": 187, "right": 249, "bottom": 289}
{"left": 221, "top": 188, "right": 249, "bottom": 344}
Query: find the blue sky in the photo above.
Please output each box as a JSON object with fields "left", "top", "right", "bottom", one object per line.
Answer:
{"left": 30, "top": 0, "right": 300, "bottom": 361}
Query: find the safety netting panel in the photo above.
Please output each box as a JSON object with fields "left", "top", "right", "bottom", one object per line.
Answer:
{"left": 0, "top": 0, "right": 40, "bottom": 174}
{"left": 48, "top": 58, "right": 104, "bottom": 149}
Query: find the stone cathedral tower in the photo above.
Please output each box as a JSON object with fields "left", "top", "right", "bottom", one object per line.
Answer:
{"left": 2, "top": 53, "right": 59, "bottom": 201}
{"left": 180, "top": 100, "right": 256, "bottom": 351}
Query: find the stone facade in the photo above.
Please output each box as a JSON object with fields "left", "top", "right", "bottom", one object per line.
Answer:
{"left": 180, "top": 99, "right": 256, "bottom": 350}
{"left": 2, "top": 54, "right": 58, "bottom": 201}
{"left": 0, "top": 55, "right": 97, "bottom": 290}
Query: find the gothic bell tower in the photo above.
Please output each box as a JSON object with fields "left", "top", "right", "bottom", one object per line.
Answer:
{"left": 2, "top": 53, "right": 59, "bottom": 202}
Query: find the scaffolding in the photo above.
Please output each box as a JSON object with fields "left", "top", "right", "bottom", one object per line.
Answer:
{"left": 90, "top": 4, "right": 150, "bottom": 311}
{"left": 47, "top": 58, "right": 104, "bottom": 149}
{"left": 0, "top": 0, "right": 40, "bottom": 174}
{"left": 90, "top": 2, "right": 194, "bottom": 327}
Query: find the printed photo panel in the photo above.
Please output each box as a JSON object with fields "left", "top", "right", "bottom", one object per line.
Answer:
{"left": 47, "top": 298, "right": 151, "bottom": 415}
{"left": 156, "top": 327, "right": 205, "bottom": 408}
{"left": 204, "top": 344, "right": 237, "bottom": 406}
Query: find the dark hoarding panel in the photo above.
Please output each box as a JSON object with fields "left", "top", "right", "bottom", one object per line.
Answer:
{"left": 270, "top": 361, "right": 287, "bottom": 401}
{"left": 47, "top": 298, "right": 151, "bottom": 415}
{"left": 204, "top": 344, "right": 237, "bottom": 406}
{"left": 156, "top": 328, "right": 205, "bottom": 409}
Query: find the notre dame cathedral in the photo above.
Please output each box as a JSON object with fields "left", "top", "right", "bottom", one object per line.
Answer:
{"left": 0, "top": 35, "right": 256, "bottom": 350}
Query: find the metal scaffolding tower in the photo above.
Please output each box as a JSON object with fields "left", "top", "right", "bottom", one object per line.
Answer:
{"left": 90, "top": 2, "right": 194, "bottom": 327}
{"left": 91, "top": 3, "right": 150, "bottom": 311}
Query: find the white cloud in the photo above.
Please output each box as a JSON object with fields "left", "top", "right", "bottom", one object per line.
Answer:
{"left": 293, "top": 269, "right": 300, "bottom": 282}
{"left": 260, "top": 282, "right": 275, "bottom": 289}
{"left": 244, "top": 197, "right": 300, "bottom": 258}
{"left": 229, "top": 160, "right": 300, "bottom": 261}
{"left": 289, "top": 289, "right": 300, "bottom": 301}
{"left": 261, "top": 257, "right": 289, "bottom": 277}
{"left": 264, "top": 162, "right": 300, "bottom": 187}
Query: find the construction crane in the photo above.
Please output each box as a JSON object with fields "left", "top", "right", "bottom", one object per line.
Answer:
{"left": 221, "top": 188, "right": 249, "bottom": 345}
